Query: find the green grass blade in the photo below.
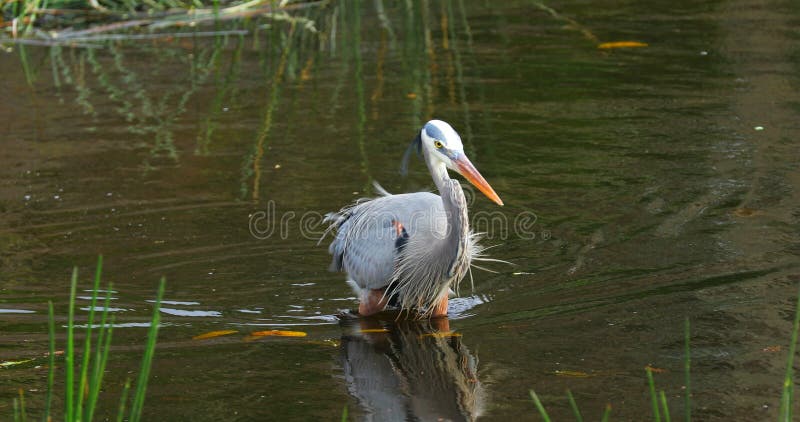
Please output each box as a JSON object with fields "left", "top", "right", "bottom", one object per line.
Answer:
{"left": 129, "top": 277, "right": 166, "bottom": 422}
{"left": 18, "top": 389, "right": 26, "bottom": 422}
{"left": 529, "top": 390, "right": 552, "bottom": 422}
{"left": 87, "top": 286, "right": 114, "bottom": 421}
{"left": 341, "top": 405, "right": 348, "bottom": 422}
{"left": 566, "top": 389, "right": 583, "bottom": 422}
{"left": 13, "top": 397, "right": 19, "bottom": 422}
{"left": 78, "top": 255, "right": 103, "bottom": 420}
{"left": 659, "top": 390, "right": 671, "bottom": 422}
{"left": 779, "top": 285, "right": 800, "bottom": 421}
{"left": 684, "top": 317, "right": 691, "bottom": 422}
{"left": 65, "top": 267, "right": 78, "bottom": 420}
{"left": 116, "top": 379, "right": 131, "bottom": 422}
{"left": 600, "top": 403, "right": 612, "bottom": 422}
{"left": 45, "top": 300, "right": 56, "bottom": 420}
{"left": 646, "top": 367, "right": 661, "bottom": 422}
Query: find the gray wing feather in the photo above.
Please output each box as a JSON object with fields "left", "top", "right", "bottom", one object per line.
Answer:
{"left": 326, "top": 191, "right": 444, "bottom": 291}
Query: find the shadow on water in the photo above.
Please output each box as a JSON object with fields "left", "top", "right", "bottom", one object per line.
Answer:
{"left": 340, "top": 315, "right": 484, "bottom": 422}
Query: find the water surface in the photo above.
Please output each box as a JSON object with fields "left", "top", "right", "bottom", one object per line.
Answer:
{"left": 2, "top": 0, "right": 800, "bottom": 420}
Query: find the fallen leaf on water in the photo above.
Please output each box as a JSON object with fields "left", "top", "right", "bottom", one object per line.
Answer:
{"left": 733, "top": 207, "right": 759, "bottom": 217}
{"left": 360, "top": 328, "right": 390, "bottom": 333}
{"left": 552, "top": 369, "right": 592, "bottom": 378}
{"left": 1, "top": 359, "right": 34, "bottom": 368}
{"left": 597, "top": 41, "right": 648, "bottom": 49}
{"left": 250, "top": 330, "right": 307, "bottom": 338}
{"left": 419, "top": 331, "right": 462, "bottom": 339}
{"left": 763, "top": 345, "right": 782, "bottom": 353}
{"left": 192, "top": 330, "right": 239, "bottom": 340}
{"left": 645, "top": 365, "right": 667, "bottom": 373}
{"left": 406, "top": 92, "right": 418, "bottom": 99}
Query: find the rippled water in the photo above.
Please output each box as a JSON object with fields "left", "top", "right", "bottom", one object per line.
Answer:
{"left": 2, "top": 0, "right": 800, "bottom": 420}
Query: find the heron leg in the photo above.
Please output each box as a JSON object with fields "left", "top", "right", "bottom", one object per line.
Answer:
{"left": 358, "top": 288, "right": 390, "bottom": 316}
{"left": 432, "top": 295, "right": 449, "bottom": 317}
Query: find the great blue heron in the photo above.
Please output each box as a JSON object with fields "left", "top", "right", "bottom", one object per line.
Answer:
{"left": 324, "top": 120, "right": 503, "bottom": 317}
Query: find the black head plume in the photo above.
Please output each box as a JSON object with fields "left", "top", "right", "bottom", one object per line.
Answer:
{"left": 400, "top": 132, "right": 422, "bottom": 176}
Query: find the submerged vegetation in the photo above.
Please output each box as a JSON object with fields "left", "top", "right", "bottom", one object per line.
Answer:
{"left": 10, "top": 257, "right": 165, "bottom": 421}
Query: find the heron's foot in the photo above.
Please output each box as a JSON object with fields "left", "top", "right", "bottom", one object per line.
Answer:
{"left": 358, "top": 288, "right": 391, "bottom": 316}
{"left": 336, "top": 309, "right": 360, "bottom": 320}
{"left": 431, "top": 295, "right": 449, "bottom": 317}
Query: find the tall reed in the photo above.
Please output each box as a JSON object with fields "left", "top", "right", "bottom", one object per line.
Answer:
{"left": 13, "top": 256, "right": 165, "bottom": 422}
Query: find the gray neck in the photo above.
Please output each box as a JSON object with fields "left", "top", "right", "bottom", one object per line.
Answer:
{"left": 426, "top": 155, "right": 469, "bottom": 275}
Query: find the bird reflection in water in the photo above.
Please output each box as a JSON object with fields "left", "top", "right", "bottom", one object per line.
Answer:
{"left": 339, "top": 314, "right": 485, "bottom": 421}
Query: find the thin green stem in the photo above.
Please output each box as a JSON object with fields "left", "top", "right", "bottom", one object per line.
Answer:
{"left": 566, "top": 389, "right": 583, "bottom": 422}
{"left": 45, "top": 301, "right": 56, "bottom": 420}
{"left": 779, "top": 285, "right": 800, "bottom": 421}
{"left": 116, "top": 379, "right": 131, "bottom": 422}
{"left": 659, "top": 390, "right": 671, "bottom": 422}
{"left": 87, "top": 284, "right": 114, "bottom": 421}
{"left": 129, "top": 277, "right": 165, "bottom": 422}
{"left": 529, "top": 390, "right": 552, "bottom": 422}
{"left": 600, "top": 403, "right": 612, "bottom": 422}
{"left": 18, "top": 389, "right": 26, "bottom": 422}
{"left": 646, "top": 367, "right": 661, "bottom": 422}
{"left": 684, "top": 317, "right": 691, "bottom": 422}
{"left": 77, "top": 255, "right": 103, "bottom": 419}
{"left": 65, "top": 267, "right": 78, "bottom": 420}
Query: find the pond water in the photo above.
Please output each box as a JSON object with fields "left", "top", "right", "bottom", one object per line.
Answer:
{"left": 2, "top": 0, "right": 800, "bottom": 420}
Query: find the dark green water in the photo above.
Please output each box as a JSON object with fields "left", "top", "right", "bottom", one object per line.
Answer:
{"left": 2, "top": 0, "right": 800, "bottom": 420}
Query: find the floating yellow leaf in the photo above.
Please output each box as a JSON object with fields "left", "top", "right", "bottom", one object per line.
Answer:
{"left": 250, "top": 330, "right": 307, "bottom": 338}
{"left": 597, "top": 41, "right": 648, "bottom": 49}
{"left": 1, "top": 359, "right": 34, "bottom": 368}
{"left": 419, "top": 331, "right": 462, "bottom": 339}
{"left": 360, "top": 328, "right": 390, "bottom": 333}
{"left": 406, "top": 92, "right": 418, "bottom": 99}
{"left": 553, "top": 370, "right": 592, "bottom": 378}
{"left": 763, "top": 345, "right": 782, "bottom": 353}
{"left": 192, "top": 330, "right": 239, "bottom": 340}
{"left": 733, "top": 207, "right": 759, "bottom": 217}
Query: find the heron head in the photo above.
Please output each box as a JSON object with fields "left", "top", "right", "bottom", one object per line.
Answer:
{"left": 417, "top": 120, "right": 504, "bottom": 206}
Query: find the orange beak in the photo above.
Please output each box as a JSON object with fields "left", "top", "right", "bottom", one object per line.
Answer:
{"left": 453, "top": 154, "right": 504, "bottom": 206}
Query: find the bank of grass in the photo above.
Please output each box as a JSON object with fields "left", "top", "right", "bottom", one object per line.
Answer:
{"left": 1, "top": 0, "right": 321, "bottom": 42}
{"left": 531, "top": 287, "right": 800, "bottom": 421}
{"left": 11, "top": 256, "right": 165, "bottom": 422}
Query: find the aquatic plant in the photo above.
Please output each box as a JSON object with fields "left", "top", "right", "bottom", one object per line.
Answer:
{"left": 10, "top": 256, "right": 165, "bottom": 422}
{"left": 531, "top": 287, "right": 800, "bottom": 421}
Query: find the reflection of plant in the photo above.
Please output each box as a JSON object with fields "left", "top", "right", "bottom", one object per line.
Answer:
{"left": 11, "top": 257, "right": 165, "bottom": 422}
{"left": 17, "top": 2, "right": 492, "bottom": 197}
{"left": 44, "top": 32, "right": 241, "bottom": 168}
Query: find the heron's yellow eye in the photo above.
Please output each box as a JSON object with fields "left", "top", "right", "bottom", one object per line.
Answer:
{"left": 433, "top": 140, "right": 444, "bottom": 149}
